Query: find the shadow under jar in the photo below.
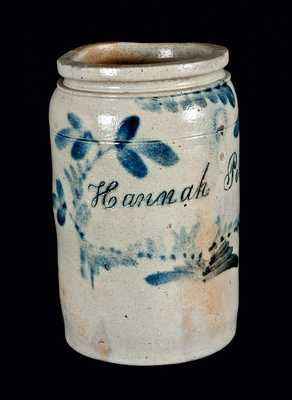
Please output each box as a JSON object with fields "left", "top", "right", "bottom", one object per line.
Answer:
{"left": 49, "top": 42, "right": 240, "bottom": 365}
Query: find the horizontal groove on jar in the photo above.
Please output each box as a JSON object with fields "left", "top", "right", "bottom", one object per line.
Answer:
{"left": 58, "top": 71, "right": 229, "bottom": 97}
{"left": 53, "top": 124, "right": 239, "bottom": 145}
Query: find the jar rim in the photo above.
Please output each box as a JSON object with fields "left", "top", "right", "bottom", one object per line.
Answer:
{"left": 57, "top": 42, "right": 228, "bottom": 83}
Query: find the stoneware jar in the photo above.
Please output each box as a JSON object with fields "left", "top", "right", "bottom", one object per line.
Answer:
{"left": 49, "top": 42, "right": 240, "bottom": 365}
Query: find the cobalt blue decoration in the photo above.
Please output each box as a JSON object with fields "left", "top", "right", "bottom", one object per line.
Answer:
{"left": 52, "top": 179, "right": 67, "bottom": 226}
{"left": 114, "top": 115, "right": 179, "bottom": 178}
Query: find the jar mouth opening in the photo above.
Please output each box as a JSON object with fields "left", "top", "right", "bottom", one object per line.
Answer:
{"left": 57, "top": 42, "right": 228, "bottom": 83}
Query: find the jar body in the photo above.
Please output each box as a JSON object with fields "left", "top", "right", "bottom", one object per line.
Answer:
{"left": 50, "top": 75, "right": 239, "bottom": 365}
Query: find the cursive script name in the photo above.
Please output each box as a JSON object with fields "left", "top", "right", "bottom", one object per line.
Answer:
{"left": 88, "top": 163, "right": 210, "bottom": 209}
{"left": 224, "top": 152, "right": 239, "bottom": 191}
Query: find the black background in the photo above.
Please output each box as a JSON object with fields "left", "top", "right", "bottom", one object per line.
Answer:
{"left": 13, "top": 0, "right": 288, "bottom": 393}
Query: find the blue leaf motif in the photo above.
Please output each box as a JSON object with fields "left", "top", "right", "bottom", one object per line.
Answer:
{"left": 233, "top": 118, "right": 240, "bottom": 138}
{"left": 55, "top": 128, "right": 71, "bottom": 149}
{"left": 138, "top": 142, "right": 179, "bottom": 166}
{"left": 76, "top": 203, "right": 91, "bottom": 227}
{"left": 223, "top": 85, "right": 236, "bottom": 108}
{"left": 116, "top": 115, "right": 140, "bottom": 144}
{"left": 136, "top": 98, "right": 162, "bottom": 112}
{"left": 80, "top": 242, "right": 88, "bottom": 278}
{"left": 117, "top": 147, "right": 148, "bottom": 178}
{"left": 55, "top": 113, "right": 181, "bottom": 180}
{"left": 135, "top": 83, "right": 236, "bottom": 112}
{"left": 64, "top": 165, "right": 83, "bottom": 205}
{"left": 53, "top": 179, "right": 67, "bottom": 226}
{"left": 145, "top": 267, "right": 193, "bottom": 286}
{"left": 84, "top": 131, "right": 93, "bottom": 140}
{"left": 56, "top": 179, "right": 65, "bottom": 201}
{"left": 71, "top": 142, "right": 86, "bottom": 160}
{"left": 71, "top": 131, "right": 92, "bottom": 160}
{"left": 215, "top": 87, "right": 228, "bottom": 105}
{"left": 163, "top": 98, "right": 178, "bottom": 113}
{"left": 193, "top": 93, "right": 208, "bottom": 108}
{"left": 180, "top": 95, "right": 194, "bottom": 110}
{"left": 205, "top": 89, "right": 218, "bottom": 103}
{"left": 68, "top": 112, "right": 82, "bottom": 129}
{"left": 57, "top": 205, "right": 66, "bottom": 226}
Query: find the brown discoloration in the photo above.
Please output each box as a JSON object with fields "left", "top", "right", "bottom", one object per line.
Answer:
{"left": 77, "top": 319, "right": 90, "bottom": 339}
{"left": 77, "top": 43, "right": 160, "bottom": 65}
{"left": 64, "top": 302, "right": 111, "bottom": 358}
{"left": 92, "top": 321, "right": 112, "bottom": 359}
{"left": 182, "top": 312, "right": 198, "bottom": 336}
{"left": 59, "top": 286, "right": 91, "bottom": 340}
{"left": 71, "top": 43, "right": 183, "bottom": 66}
{"left": 195, "top": 211, "right": 217, "bottom": 256}
{"left": 95, "top": 338, "right": 111, "bottom": 359}
{"left": 64, "top": 307, "right": 90, "bottom": 340}
{"left": 181, "top": 270, "right": 236, "bottom": 347}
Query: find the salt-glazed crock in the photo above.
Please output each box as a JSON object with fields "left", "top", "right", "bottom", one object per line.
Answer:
{"left": 49, "top": 42, "right": 240, "bottom": 365}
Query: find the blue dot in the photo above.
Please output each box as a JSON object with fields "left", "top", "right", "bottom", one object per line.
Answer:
{"left": 137, "top": 252, "right": 144, "bottom": 258}
{"left": 160, "top": 255, "right": 166, "bottom": 261}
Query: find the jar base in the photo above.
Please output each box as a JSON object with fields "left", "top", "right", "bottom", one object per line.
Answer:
{"left": 65, "top": 327, "right": 236, "bottom": 366}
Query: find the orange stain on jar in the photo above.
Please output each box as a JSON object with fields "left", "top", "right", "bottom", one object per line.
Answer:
{"left": 181, "top": 269, "right": 237, "bottom": 347}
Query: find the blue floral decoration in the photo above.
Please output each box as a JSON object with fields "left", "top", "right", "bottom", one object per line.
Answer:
{"left": 64, "top": 165, "right": 83, "bottom": 207}
{"left": 136, "top": 82, "right": 236, "bottom": 113}
{"left": 52, "top": 179, "right": 67, "bottom": 226}
{"left": 114, "top": 115, "right": 179, "bottom": 178}
{"left": 55, "top": 112, "right": 93, "bottom": 160}
{"left": 52, "top": 109, "right": 239, "bottom": 288}
{"left": 233, "top": 118, "right": 240, "bottom": 138}
{"left": 144, "top": 217, "right": 239, "bottom": 286}
{"left": 52, "top": 113, "right": 180, "bottom": 287}
{"left": 55, "top": 113, "right": 179, "bottom": 179}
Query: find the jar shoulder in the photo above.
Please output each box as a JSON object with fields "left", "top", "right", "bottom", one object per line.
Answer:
{"left": 49, "top": 79, "right": 239, "bottom": 142}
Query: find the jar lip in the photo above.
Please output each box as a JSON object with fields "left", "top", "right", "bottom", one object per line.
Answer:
{"left": 57, "top": 42, "right": 229, "bottom": 83}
